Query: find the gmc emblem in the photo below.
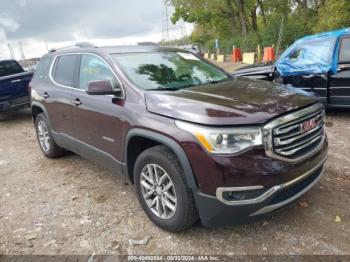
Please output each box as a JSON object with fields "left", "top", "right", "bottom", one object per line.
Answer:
{"left": 300, "top": 118, "right": 317, "bottom": 133}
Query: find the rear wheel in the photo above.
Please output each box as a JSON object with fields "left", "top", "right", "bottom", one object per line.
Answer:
{"left": 35, "top": 113, "right": 64, "bottom": 158}
{"left": 134, "top": 145, "right": 198, "bottom": 232}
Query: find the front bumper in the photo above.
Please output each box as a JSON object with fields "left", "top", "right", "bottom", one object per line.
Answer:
{"left": 193, "top": 157, "right": 326, "bottom": 227}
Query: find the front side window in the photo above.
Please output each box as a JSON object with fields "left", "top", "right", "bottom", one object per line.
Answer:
{"left": 289, "top": 48, "right": 303, "bottom": 60}
{"left": 112, "top": 52, "right": 230, "bottom": 91}
{"left": 0, "top": 60, "right": 24, "bottom": 77}
{"left": 79, "top": 54, "right": 118, "bottom": 90}
{"left": 53, "top": 55, "right": 80, "bottom": 87}
{"left": 339, "top": 38, "right": 350, "bottom": 64}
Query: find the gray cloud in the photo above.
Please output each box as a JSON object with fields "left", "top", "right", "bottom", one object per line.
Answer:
{"left": 0, "top": 0, "right": 163, "bottom": 41}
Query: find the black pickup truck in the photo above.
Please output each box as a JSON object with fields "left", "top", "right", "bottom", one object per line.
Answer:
{"left": 234, "top": 28, "right": 350, "bottom": 108}
{"left": 0, "top": 60, "right": 33, "bottom": 111}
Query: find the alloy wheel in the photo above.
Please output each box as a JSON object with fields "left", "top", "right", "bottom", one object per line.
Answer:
{"left": 37, "top": 120, "right": 50, "bottom": 152}
{"left": 140, "top": 163, "right": 177, "bottom": 219}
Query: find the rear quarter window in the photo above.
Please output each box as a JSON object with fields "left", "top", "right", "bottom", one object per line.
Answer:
{"left": 52, "top": 54, "right": 80, "bottom": 87}
{"left": 0, "top": 60, "right": 24, "bottom": 77}
{"left": 34, "top": 57, "right": 52, "bottom": 80}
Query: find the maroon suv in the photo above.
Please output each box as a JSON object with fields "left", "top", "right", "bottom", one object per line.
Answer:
{"left": 30, "top": 43, "right": 328, "bottom": 231}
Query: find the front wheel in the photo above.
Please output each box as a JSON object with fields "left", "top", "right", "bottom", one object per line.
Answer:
{"left": 134, "top": 145, "right": 198, "bottom": 232}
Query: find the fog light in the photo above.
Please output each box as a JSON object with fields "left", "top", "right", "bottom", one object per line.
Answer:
{"left": 225, "top": 191, "right": 247, "bottom": 201}
{"left": 222, "top": 188, "right": 267, "bottom": 202}
{"left": 231, "top": 192, "right": 246, "bottom": 200}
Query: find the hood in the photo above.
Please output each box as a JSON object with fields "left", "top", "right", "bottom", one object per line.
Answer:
{"left": 144, "top": 78, "right": 316, "bottom": 126}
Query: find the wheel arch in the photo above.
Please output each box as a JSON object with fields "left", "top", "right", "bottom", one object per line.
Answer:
{"left": 31, "top": 102, "right": 53, "bottom": 128}
{"left": 124, "top": 128, "right": 198, "bottom": 189}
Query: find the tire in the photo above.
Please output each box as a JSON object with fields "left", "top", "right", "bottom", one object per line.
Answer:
{"left": 134, "top": 145, "right": 198, "bottom": 232}
{"left": 34, "top": 113, "right": 64, "bottom": 158}
{"left": 274, "top": 69, "right": 283, "bottom": 84}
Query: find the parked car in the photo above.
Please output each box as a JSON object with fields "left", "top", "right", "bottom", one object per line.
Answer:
{"left": 234, "top": 28, "right": 350, "bottom": 107}
{"left": 0, "top": 59, "right": 33, "bottom": 111}
{"left": 30, "top": 43, "right": 327, "bottom": 231}
{"left": 233, "top": 62, "right": 275, "bottom": 81}
{"left": 179, "top": 44, "right": 203, "bottom": 57}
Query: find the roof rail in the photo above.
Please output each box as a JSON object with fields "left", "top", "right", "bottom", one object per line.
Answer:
{"left": 49, "top": 42, "right": 96, "bottom": 53}
{"left": 75, "top": 42, "right": 95, "bottom": 48}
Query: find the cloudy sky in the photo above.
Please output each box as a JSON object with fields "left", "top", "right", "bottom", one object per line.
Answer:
{"left": 0, "top": 0, "right": 192, "bottom": 59}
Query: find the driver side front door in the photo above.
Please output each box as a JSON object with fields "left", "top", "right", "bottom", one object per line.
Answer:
{"left": 71, "top": 54, "right": 125, "bottom": 173}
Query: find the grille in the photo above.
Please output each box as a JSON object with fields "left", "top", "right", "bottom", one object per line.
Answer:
{"left": 265, "top": 103, "right": 325, "bottom": 162}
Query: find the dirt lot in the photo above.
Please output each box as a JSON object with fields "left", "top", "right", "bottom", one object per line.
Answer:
{"left": 0, "top": 106, "right": 350, "bottom": 255}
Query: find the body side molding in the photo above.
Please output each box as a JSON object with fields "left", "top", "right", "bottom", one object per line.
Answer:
{"left": 52, "top": 131, "right": 125, "bottom": 176}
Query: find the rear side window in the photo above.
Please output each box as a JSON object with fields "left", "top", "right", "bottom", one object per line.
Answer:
{"left": 0, "top": 60, "right": 24, "bottom": 77}
{"left": 339, "top": 38, "right": 350, "bottom": 64}
{"left": 34, "top": 57, "right": 52, "bottom": 79}
{"left": 52, "top": 55, "right": 80, "bottom": 87}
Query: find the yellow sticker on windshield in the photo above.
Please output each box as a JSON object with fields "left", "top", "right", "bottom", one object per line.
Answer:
{"left": 177, "top": 52, "right": 200, "bottom": 61}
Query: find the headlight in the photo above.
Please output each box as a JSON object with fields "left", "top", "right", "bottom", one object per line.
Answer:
{"left": 175, "top": 120, "right": 263, "bottom": 154}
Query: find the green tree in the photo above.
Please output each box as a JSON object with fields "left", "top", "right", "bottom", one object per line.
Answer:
{"left": 169, "top": 0, "right": 350, "bottom": 53}
{"left": 314, "top": 0, "right": 350, "bottom": 32}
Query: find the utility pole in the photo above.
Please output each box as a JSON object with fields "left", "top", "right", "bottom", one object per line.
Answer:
{"left": 8, "top": 44, "right": 15, "bottom": 59}
{"left": 161, "top": 0, "right": 188, "bottom": 46}
{"left": 19, "top": 41, "right": 25, "bottom": 62}
{"left": 162, "top": 0, "right": 170, "bottom": 44}
{"left": 45, "top": 41, "right": 49, "bottom": 52}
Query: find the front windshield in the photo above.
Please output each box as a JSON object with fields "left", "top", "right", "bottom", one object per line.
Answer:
{"left": 112, "top": 52, "right": 230, "bottom": 90}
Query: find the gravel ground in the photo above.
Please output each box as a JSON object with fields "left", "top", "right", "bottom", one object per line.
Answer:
{"left": 0, "top": 89, "right": 349, "bottom": 255}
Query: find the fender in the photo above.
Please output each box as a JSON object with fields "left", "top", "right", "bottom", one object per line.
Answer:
{"left": 125, "top": 128, "right": 198, "bottom": 189}
{"left": 30, "top": 101, "right": 53, "bottom": 129}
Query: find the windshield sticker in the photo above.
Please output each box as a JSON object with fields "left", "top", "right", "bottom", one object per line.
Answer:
{"left": 177, "top": 52, "right": 200, "bottom": 61}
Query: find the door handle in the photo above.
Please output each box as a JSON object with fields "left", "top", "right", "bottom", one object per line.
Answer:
{"left": 11, "top": 79, "right": 21, "bottom": 83}
{"left": 43, "top": 92, "right": 49, "bottom": 99}
{"left": 72, "top": 98, "right": 82, "bottom": 106}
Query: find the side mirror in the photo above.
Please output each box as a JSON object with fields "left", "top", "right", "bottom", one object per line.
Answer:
{"left": 86, "top": 80, "right": 122, "bottom": 96}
